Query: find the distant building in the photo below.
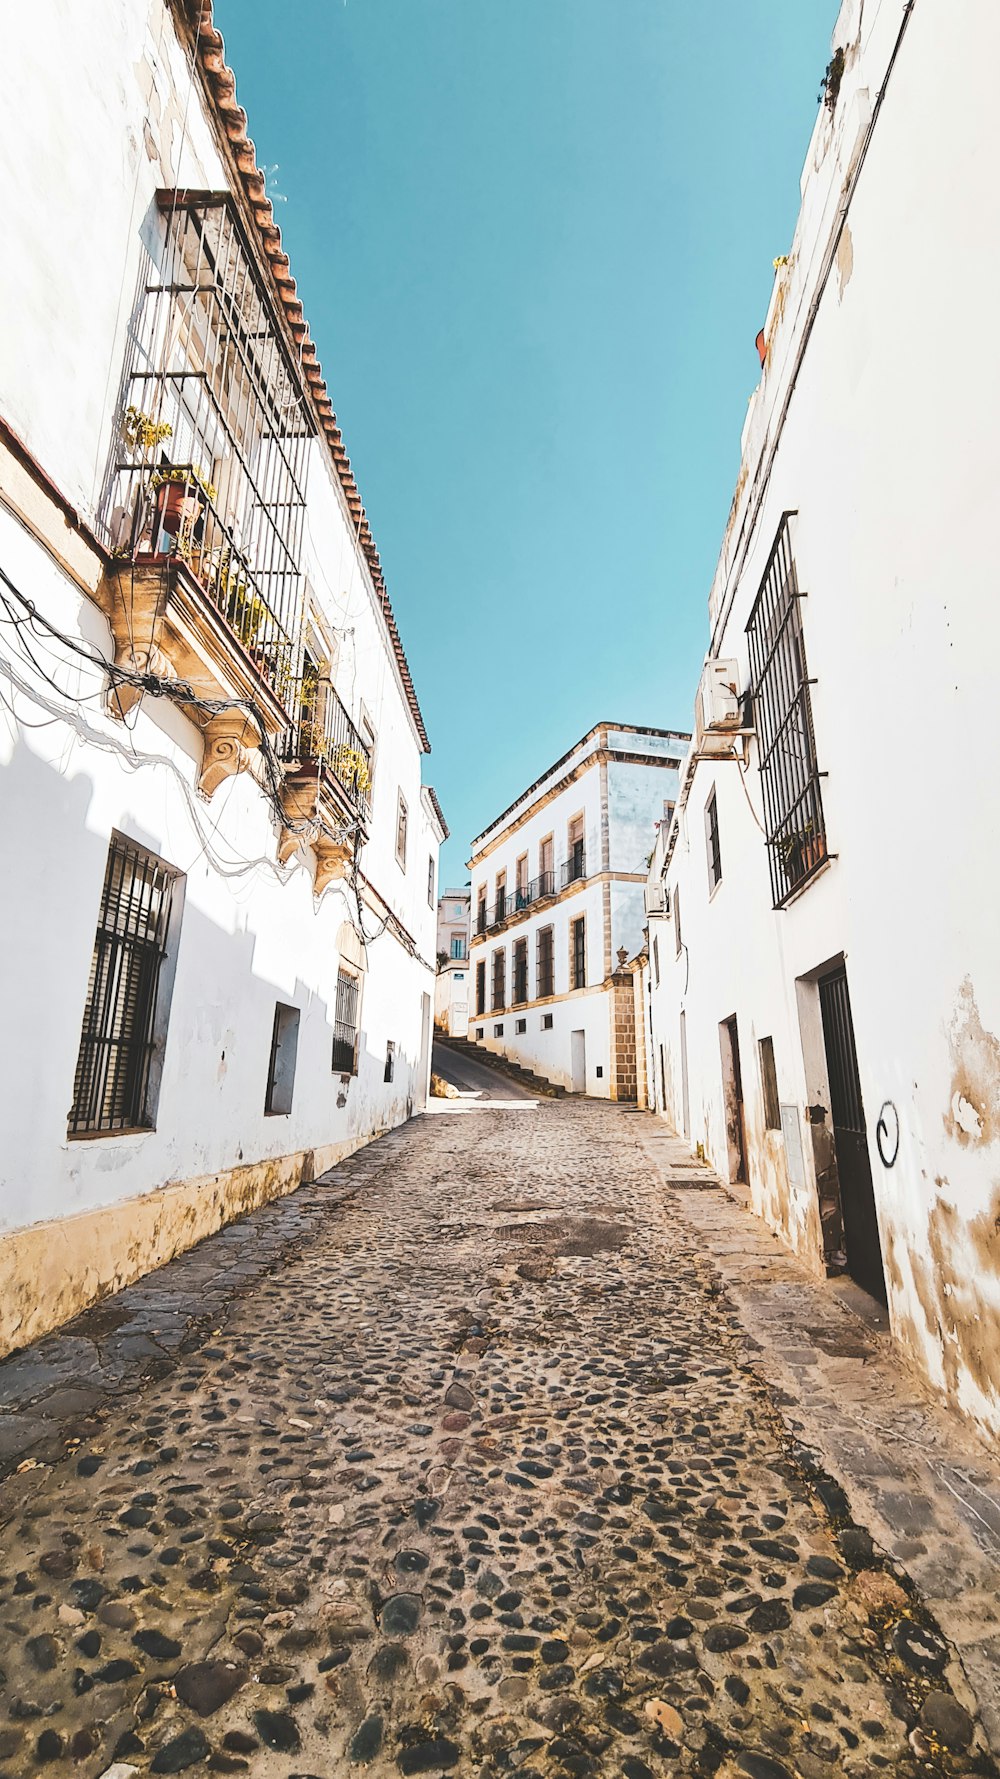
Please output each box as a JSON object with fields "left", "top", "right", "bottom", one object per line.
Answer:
{"left": 468, "top": 724, "right": 688, "bottom": 1098}
{"left": 434, "top": 960, "right": 470, "bottom": 1039}
{"left": 437, "top": 887, "right": 471, "bottom": 962}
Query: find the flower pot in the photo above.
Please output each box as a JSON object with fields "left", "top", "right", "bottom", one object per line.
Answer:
{"left": 154, "top": 479, "right": 204, "bottom": 537}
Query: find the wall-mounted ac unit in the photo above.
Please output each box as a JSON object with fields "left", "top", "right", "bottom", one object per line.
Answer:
{"left": 698, "top": 658, "right": 743, "bottom": 733}
{"left": 644, "top": 879, "right": 668, "bottom": 917}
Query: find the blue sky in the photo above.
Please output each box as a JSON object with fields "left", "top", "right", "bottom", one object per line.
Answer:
{"left": 214, "top": 0, "right": 835, "bottom": 886}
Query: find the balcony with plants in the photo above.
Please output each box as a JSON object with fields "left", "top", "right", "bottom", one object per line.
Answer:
{"left": 276, "top": 671, "right": 373, "bottom": 893}
{"left": 96, "top": 192, "right": 313, "bottom": 795}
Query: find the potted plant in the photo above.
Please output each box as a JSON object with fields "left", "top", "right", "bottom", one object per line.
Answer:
{"left": 329, "top": 743, "right": 371, "bottom": 797}
{"left": 149, "top": 465, "right": 217, "bottom": 540}
{"left": 779, "top": 821, "right": 825, "bottom": 884}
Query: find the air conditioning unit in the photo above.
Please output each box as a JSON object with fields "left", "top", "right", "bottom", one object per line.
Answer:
{"left": 644, "top": 879, "right": 668, "bottom": 918}
{"left": 698, "top": 658, "right": 743, "bottom": 733}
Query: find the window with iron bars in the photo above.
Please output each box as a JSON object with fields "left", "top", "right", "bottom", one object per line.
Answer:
{"left": 705, "top": 788, "right": 722, "bottom": 891}
{"left": 101, "top": 192, "right": 313, "bottom": 701}
{"left": 536, "top": 924, "right": 555, "bottom": 999}
{"left": 69, "top": 834, "right": 181, "bottom": 1136}
{"left": 475, "top": 960, "right": 486, "bottom": 1016}
{"left": 332, "top": 968, "right": 360, "bottom": 1075}
{"left": 747, "top": 515, "right": 828, "bottom": 907}
{"left": 512, "top": 938, "right": 528, "bottom": 1005}
{"left": 571, "top": 916, "right": 586, "bottom": 990}
{"left": 491, "top": 948, "right": 506, "bottom": 1012}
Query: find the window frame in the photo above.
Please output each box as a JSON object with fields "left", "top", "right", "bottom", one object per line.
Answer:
{"left": 475, "top": 959, "right": 486, "bottom": 1016}
{"left": 68, "top": 832, "right": 183, "bottom": 1138}
{"left": 705, "top": 787, "right": 722, "bottom": 892}
{"left": 536, "top": 923, "right": 555, "bottom": 999}
{"left": 491, "top": 947, "right": 506, "bottom": 1013}
{"left": 332, "top": 966, "right": 361, "bottom": 1076}
{"left": 512, "top": 936, "right": 528, "bottom": 1005}
{"left": 570, "top": 915, "right": 586, "bottom": 990}
{"left": 395, "top": 792, "right": 408, "bottom": 871}
{"left": 759, "top": 1036, "right": 782, "bottom": 1131}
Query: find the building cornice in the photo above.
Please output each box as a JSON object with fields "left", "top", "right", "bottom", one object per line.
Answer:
{"left": 468, "top": 741, "right": 687, "bottom": 868}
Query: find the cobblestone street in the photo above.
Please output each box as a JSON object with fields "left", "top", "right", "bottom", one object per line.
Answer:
{"left": 1, "top": 1099, "right": 998, "bottom": 1779}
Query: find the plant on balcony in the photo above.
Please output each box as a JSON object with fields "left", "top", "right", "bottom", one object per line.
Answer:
{"left": 148, "top": 464, "right": 217, "bottom": 546}
{"left": 329, "top": 743, "right": 372, "bottom": 797}
{"left": 819, "top": 46, "right": 845, "bottom": 113}
{"left": 123, "top": 406, "right": 173, "bottom": 456}
{"left": 779, "top": 821, "right": 824, "bottom": 881}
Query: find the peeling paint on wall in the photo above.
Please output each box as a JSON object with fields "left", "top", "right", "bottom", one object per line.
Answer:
{"left": 943, "top": 978, "right": 1000, "bottom": 1149}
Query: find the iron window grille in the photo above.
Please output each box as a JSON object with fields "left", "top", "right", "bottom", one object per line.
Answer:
{"left": 475, "top": 960, "right": 486, "bottom": 1016}
{"left": 536, "top": 925, "right": 555, "bottom": 999}
{"left": 476, "top": 897, "right": 487, "bottom": 936}
{"left": 705, "top": 788, "right": 722, "bottom": 890}
{"left": 561, "top": 844, "right": 586, "bottom": 889}
{"left": 101, "top": 191, "right": 313, "bottom": 700}
{"left": 491, "top": 949, "right": 506, "bottom": 1012}
{"left": 332, "top": 968, "right": 360, "bottom": 1074}
{"left": 512, "top": 939, "right": 528, "bottom": 1005}
{"left": 747, "top": 515, "right": 828, "bottom": 906}
{"left": 571, "top": 916, "right": 586, "bottom": 990}
{"left": 69, "top": 834, "right": 180, "bottom": 1136}
{"left": 495, "top": 879, "right": 507, "bottom": 922}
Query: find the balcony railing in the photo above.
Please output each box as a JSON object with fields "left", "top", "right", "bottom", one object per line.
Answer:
{"left": 117, "top": 467, "right": 297, "bottom": 701}
{"left": 278, "top": 678, "right": 373, "bottom": 820}
{"left": 561, "top": 847, "right": 586, "bottom": 889}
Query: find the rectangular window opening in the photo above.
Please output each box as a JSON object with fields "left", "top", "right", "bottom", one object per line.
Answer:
{"left": 69, "top": 833, "right": 182, "bottom": 1137}
{"left": 475, "top": 960, "right": 486, "bottom": 1016}
{"left": 571, "top": 916, "right": 586, "bottom": 990}
{"left": 395, "top": 794, "right": 408, "bottom": 869}
{"left": 266, "top": 1001, "right": 300, "bottom": 1116}
{"left": 542, "top": 1013, "right": 554, "bottom": 1031}
{"left": 491, "top": 948, "right": 506, "bottom": 1012}
{"left": 536, "top": 924, "right": 555, "bottom": 999}
{"left": 515, "top": 1018, "right": 527, "bottom": 1034}
{"left": 747, "top": 515, "right": 828, "bottom": 906}
{"left": 705, "top": 788, "right": 722, "bottom": 890}
{"left": 332, "top": 968, "right": 360, "bottom": 1075}
{"left": 759, "top": 1035, "right": 781, "bottom": 1131}
{"left": 384, "top": 1039, "right": 396, "bottom": 1083}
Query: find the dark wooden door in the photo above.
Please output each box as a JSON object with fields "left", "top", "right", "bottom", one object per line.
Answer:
{"left": 720, "top": 1015, "right": 747, "bottom": 1184}
{"left": 819, "top": 966, "right": 886, "bottom": 1304}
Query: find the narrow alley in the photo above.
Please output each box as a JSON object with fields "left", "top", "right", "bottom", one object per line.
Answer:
{"left": 2, "top": 1094, "right": 1000, "bottom": 1779}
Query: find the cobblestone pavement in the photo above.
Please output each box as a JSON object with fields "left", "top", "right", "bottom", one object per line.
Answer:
{"left": 1, "top": 1101, "right": 997, "bottom": 1779}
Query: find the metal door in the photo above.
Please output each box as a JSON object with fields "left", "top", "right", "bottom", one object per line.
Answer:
{"left": 818, "top": 966, "right": 886, "bottom": 1304}
{"left": 570, "top": 1029, "right": 586, "bottom": 1094}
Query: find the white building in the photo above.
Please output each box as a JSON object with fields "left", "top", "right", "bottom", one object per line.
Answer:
{"left": 468, "top": 724, "right": 687, "bottom": 1097}
{"left": 0, "top": 0, "right": 445, "bottom": 1355}
{"left": 434, "top": 961, "right": 470, "bottom": 1040}
{"left": 437, "top": 885, "right": 471, "bottom": 962}
{"left": 644, "top": 0, "right": 1000, "bottom": 1437}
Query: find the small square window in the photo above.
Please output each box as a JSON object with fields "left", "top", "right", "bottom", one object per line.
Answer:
{"left": 515, "top": 1018, "right": 526, "bottom": 1034}
{"left": 384, "top": 1039, "right": 396, "bottom": 1083}
{"left": 542, "top": 1013, "right": 554, "bottom": 1030}
{"left": 494, "top": 1023, "right": 504, "bottom": 1038}
{"left": 475, "top": 1027, "right": 483, "bottom": 1040}
{"left": 266, "top": 1002, "right": 300, "bottom": 1116}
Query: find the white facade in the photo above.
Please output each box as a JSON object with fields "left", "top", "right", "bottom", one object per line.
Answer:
{"left": 437, "top": 886, "right": 470, "bottom": 962}
{"left": 0, "top": 0, "right": 443, "bottom": 1354}
{"left": 468, "top": 725, "right": 687, "bottom": 1097}
{"left": 434, "top": 961, "right": 471, "bottom": 1039}
{"left": 645, "top": 0, "right": 1000, "bottom": 1437}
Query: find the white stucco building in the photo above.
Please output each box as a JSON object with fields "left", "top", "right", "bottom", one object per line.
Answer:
{"left": 468, "top": 724, "right": 687, "bottom": 1097}
{"left": 0, "top": 0, "right": 445, "bottom": 1354}
{"left": 437, "top": 886, "right": 471, "bottom": 962}
{"left": 434, "top": 960, "right": 470, "bottom": 1040}
{"left": 644, "top": 0, "right": 1000, "bottom": 1437}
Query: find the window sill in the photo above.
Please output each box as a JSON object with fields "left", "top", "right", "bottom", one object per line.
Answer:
{"left": 67, "top": 1124, "right": 154, "bottom": 1143}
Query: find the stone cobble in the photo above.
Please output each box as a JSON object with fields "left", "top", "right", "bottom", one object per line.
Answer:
{"left": 0, "top": 1101, "right": 995, "bottom": 1778}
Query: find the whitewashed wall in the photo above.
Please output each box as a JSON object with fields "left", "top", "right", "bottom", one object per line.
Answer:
{"left": 0, "top": 0, "right": 439, "bottom": 1349}
{"left": 646, "top": 0, "right": 1000, "bottom": 1437}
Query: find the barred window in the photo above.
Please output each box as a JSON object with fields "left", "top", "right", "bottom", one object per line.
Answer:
{"left": 332, "top": 968, "right": 360, "bottom": 1074}
{"left": 536, "top": 925, "right": 555, "bottom": 999}
{"left": 69, "top": 834, "right": 181, "bottom": 1136}
{"left": 475, "top": 960, "right": 486, "bottom": 1016}
{"left": 571, "top": 916, "right": 586, "bottom": 990}
{"left": 491, "top": 948, "right": 506, "bottom": 1012}
{"left": 747, "top": 515, "right": 828, "bottom": 906}
{"left": 512, "top": 938, "right": 528, "bottom": 1005}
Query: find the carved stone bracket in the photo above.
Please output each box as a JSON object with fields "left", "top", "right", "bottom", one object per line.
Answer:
{"left": 98, "top": 565, "right": 174, "bottom": 720}
{"left": 313, "top": 833, "right": 353, "bottom": 895}
{"left": 198, "top": 709, "right": 262, "bottom": 798}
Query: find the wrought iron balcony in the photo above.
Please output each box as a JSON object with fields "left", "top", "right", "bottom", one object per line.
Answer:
{"left": 278, "top": 678, "right": 373, "bottom": 822}
{"left": 528, "top": 871, "right": 556, "bottom": 903}
{"left": 560, "top": 848, "right": 586, "bottom": 889}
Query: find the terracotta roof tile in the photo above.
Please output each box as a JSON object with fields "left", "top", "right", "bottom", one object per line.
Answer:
{"left": 182, "top": 0, "right": 430, "bottom": 753}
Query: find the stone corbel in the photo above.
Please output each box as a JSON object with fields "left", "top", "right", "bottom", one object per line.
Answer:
{"left": 198, "top": 709, "right": 262, "bottom": 798}
{"left": 313, "top": 833, "right": 353, "bottom": 896}
{"left": 98, "top": 566, "right": 176, "bottom": 720}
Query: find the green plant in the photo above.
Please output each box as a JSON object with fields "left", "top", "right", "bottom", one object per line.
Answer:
{"left": 330, "top": 743, "right": 372, "bottom": 796}
{"left": 123, "top": 406, "right": 172, "bottom": 456}
{"left": 819, "top": 46, "right": 845, "bottom": 112}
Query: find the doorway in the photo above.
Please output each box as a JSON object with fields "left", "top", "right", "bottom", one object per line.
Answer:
{"left": 818, "top": 966, "right": 887, "bottom": 1304}
{"left": 718, "top": 1014, "right": 747, "bottom": 1183}
{"left": 570, "top": 1029, "right": 586, "bottom": 1094}
{"left": 679, "top": 1011, "right": 691, "bottom": 1140}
